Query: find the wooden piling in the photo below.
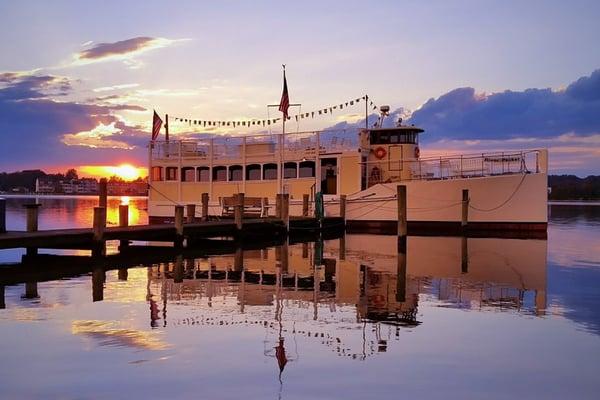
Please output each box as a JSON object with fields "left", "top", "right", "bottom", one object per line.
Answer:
{"left": 275, "top": 194, "right": 282, "bottom": 219}
{"left": 282, "top": 194, "right": 290, "bottom": 231}
{"left": 174, "top": 205, "right": 184, "bottom": 247}
{"left": 234, "top": 247, "right": 244, "bottom": 271}
{"left": 397, "top": 185, "right": 407, "bottom": 239}
{"left": 201, "top": 193, "right": 209, "bottom": 221}
{"left": 24, "top": 203, "right": 41, "bottom": 256}
{"left": 118, "top": 204, "right": 129, "bottom": 250}
{"left": 234, "top": 193, "right": 244, "bottom": 230}
{"left": 0, "top": 197, "right": 6, "bottom": 233}
{"left": 462, "top": 189, "right": 469, "bottom": 231}
{"left": 118, "top": 268, "right": 128, "bottom": 281}
{"left": 186, "top": 204, "right": 196, "bottom": 223}
{"left": 99, "top": 178, "right": 108, "bottom": 208}
{"left": 340, "top": 195, "right": 347, "bottom": 222}
{"left": 174, "top": 254, "right": 184, "bottom": 283}
{"left": 302, "top": 194, "right": 309, "bottom": 217}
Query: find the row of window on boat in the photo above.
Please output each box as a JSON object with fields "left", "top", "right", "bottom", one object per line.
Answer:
{"left": 152, "top": 161, "right": 319, "bottom": 182}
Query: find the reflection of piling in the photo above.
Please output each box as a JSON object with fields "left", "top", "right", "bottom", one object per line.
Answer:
{"left": 92, "top": 207, "right": 106, "bottom": 257}
{"left": 535, "top": 290, "right": 547, "bottom": 316}
{"left": 99, "top": 178, "right": 108, "bottom": 208}
{"left": 461, "top": 236, "right": 468, "bottom": 274}
{"left": 396, "top": 240, "right": 406, "bottom": 302}
{"left": 24, "top": 203, "right": 41, "bottom": 256}
{"left": 201, "top": 193, "right": 209, "bottom": 221}
{"left": 0, "top": 285, "right": 5, "bottom": 309}
{"left": 234, "top": 247, "right": 244, "bottom": 271}
{"left": 118, "top": 268, "right": 128, "bottom": 281}
{"left": 92, "top": 267, "right": 105, "bottom": 302}
{"left": 0, "top": 197, "right": 6, "bottom": 233}
{"left": 281, "top": 242, "right": 289, "bottom": 274}
{"left": 462, "top": 189, "right": 469, "bottom": 232}
{"left": 397, "top": 185, "right": 407, "bottom": 239}
{"left": 24, "top": 282, "right": 39, "bottom": 299}
{"left": 174, "top": 255, "right": 184, "bottom": 283}
{"left": 118, "top": 204, "right": 129, "bottom": 250}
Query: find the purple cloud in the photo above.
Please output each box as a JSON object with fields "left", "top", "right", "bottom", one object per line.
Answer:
{"left": 407, "top": 69, "right": 600, "bottom": 141}
{"left": 0, "top": 73, "right": 147, "bottom": 171}
{"left": 76, "top": 37, "right": 169, "bottom": 61}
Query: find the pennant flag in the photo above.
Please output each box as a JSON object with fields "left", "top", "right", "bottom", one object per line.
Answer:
{"left": 152, "top": 110, "right": 163, "bottom": 140}
{"left": 278, "top": 67, "right": 290, "bottom": 119}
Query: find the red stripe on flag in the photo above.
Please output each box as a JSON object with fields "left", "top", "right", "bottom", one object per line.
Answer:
{"left": 152, "top": 110, "right": 163, "bottom": 140}
{"left": 279, "top": 71, "right": 289, "bottom": 119}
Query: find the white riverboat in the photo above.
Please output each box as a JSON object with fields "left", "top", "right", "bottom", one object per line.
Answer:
{"left": 147, "top": 111, "right": 548, "bottom": 234}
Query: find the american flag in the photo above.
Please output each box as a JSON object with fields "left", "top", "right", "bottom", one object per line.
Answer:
{"left": 278, "top": 70, "right": 289, "bottom": 119}
{"left": 152, "top": 110, "right": 163, "bottom": 140}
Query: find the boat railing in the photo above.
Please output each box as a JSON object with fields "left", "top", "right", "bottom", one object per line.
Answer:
{"left": 412, "top": 150, "right": 543, "bottom": 180}
{"left": 150, "top": 130, "right": 358, "bottom": 162}
{"left": 364, "top": 150, "right": 545, "bottom": 181}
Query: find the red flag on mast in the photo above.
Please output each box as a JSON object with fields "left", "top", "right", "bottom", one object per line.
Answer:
{"left": 152, "top": 110, "right": 163, "bottom": 140}
{"left": 278, "top": 67, "right": 289, "bottom": 119}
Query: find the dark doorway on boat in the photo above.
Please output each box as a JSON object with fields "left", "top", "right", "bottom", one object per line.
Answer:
{"left": 321, "top": 158, "right": 337, "bottom": 195}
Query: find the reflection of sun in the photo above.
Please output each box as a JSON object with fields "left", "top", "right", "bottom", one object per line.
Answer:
{"left": 112, "top": 164, "right": 140, "bottom": 180}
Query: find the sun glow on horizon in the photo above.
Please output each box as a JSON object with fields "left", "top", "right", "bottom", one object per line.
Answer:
{"left": 79, "top": 164, "right": 147, "bottom": 181}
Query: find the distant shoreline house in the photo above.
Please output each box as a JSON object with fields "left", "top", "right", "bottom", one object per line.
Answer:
{"left": 35, "top": 178, "right": 147, "bottom": 196}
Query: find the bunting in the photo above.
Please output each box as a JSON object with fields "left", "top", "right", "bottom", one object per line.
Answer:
{"left": 168, "top": 95, "right": 380, "bottom": 129}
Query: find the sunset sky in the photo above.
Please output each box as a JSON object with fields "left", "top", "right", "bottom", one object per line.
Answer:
{"left": 0, "top": 0, "right": 599, "bottom": 177}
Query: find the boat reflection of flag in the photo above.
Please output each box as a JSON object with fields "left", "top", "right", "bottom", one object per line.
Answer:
{"left": 275, "top": 337, "right": 288, "bottom": 374}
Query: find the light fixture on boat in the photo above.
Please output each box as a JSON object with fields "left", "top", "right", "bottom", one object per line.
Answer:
{"left": 378, "top": 105, "right": 390, "bottom": 127}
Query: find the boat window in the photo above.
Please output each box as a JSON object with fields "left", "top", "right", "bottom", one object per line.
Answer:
{"left": 213, "top": 166, "right": 227, "bottom": 182}
{"left": 229, "top": 165, "right": 243, "bottom": 181}
{"left": 263, "top": 163, "right": 277, "bottom": 180}
{"left": 299, "top": 161, "right": 315, "bottom": 178}
{"left": 151, "top": 166, "right": 163, "bottom": 181}
{"left": 197, "top": 167, "right": 210, "bottom": 182}
{"left": 181, "top": 167, "right": 195, "bottom": 182}
{"left": 166, "top": 167, "right": 178, "bottom": 181}
{"left": 246, "top": 164, "right": 261, "bottom": 180}
{"left": 390, "top": 133, "right": 399, "bottom": 144}
{"left": 284, "top": 162, "right": 297, "bottom": 179}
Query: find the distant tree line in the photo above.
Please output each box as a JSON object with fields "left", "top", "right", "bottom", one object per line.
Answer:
{"left": 548, "top": 175, "right": 600, "bottom": 200}
{"left": 0, "top": 168, "right": 143, "bottom": 193}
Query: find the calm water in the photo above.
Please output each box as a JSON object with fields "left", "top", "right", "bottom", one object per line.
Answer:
{"left": 1, "top": 196, "right": 599, "bottom": 399}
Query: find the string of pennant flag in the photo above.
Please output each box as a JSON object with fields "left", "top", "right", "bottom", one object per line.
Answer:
{"left": 170, "top": 95, "right": 380, "bottom": 128}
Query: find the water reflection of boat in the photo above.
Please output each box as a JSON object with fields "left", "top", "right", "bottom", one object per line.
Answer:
{"left": 147, "top": 234, "right": 548, "bottom": 327}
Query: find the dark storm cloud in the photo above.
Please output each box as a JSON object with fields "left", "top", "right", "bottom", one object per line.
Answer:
{"left": 77, "top": 37, "right": 159, "bottom": 60}
{"left": 407, "top": 69, "right": 600, "bottom": 141}
{"left": 0, "top": 73, "right": 147, "bottom": 171}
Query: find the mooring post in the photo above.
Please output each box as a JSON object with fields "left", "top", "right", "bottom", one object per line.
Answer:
{"left": 118, "top": 268, "right": 128, "bottom": 281}
{"left": 302, "top": 194, "right": 309, "bottom": 217}
{"left": 24, "top": 203, "right": 41, "bottom": 256}
{"left": 186, "top": 204, "right": 196, "bottom": 223}
{"left": 339, "top": 234, "right": 346, "bottom": 260}
{"left": 0, "top": 197, "right": 6, "bottom": 233}
{"left": 282, "top": 194, "right": 290, "bottom": 231}
{"left": 235, "top": 193, "right": 244, "bottom": 231}
{"left": 118, "top": 204, "right": 129, "bottom": 250}
{"left": 99, "top": 178, "right": 108, "bottom": 208}
{"left": 201, "top": 192, "right": 209, "bottom": 221}
{"left": 397, "top": 185, "right": 407, "bottom": 240}
{"left": 275, "top": 194, "right": 282, "bottom": 219}
{"left": 340, "top": 194, "right": 347, "bottom": 222}
{"left": 93, "top": 206, "right": 106, "bottom": 257}
{"left": 462, "top": 189, "right": 469, "bottom": 232}
{"left": 174, "top": 205, "right": 184, "bottom": 247}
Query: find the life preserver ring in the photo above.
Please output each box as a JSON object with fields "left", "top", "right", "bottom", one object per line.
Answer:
{"left": 374, "top": 147, "right": 387, "bottom": 159}
{"left": 414, "top": 146, "right": 420, "bottom": 159}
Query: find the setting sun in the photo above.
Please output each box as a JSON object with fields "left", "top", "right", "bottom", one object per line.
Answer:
{"left": 79, "top": 164, "right": 147, "bottom": 181}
